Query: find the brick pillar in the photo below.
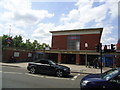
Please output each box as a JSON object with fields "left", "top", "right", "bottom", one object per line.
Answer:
{"left": 58, "top": 53, "right": 61, "bottom": 63}
{"left": 116, "top": 43, "right": 120, "bottom": 50}
{"left": 76, "top": 54, "right": 80, "bottom": 64}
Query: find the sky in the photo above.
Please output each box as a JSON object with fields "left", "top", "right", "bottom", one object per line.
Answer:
{"left": 0, "top": 0, "right": 119, "bottom": 46}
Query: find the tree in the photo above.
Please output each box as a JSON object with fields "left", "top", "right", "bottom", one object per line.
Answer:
{"left": 32, "top": 40, "right": 39, "bottom": 49}
{"left": 41, "top": 43, "right": 50, "bottom": 49}
{"left": 26, "top": 39, "right": 33, "bottom": 49}
{"left": 21, "top": 43, "right": 27, "bottom": 49}
{"left": 13, "top": 35, "right": 23, "bottom": 47}
{"left": 2, "top": 34, "right": 50, "bottom": 50}
{"left": 2, "top": 34, "right": 12, "bottom": 47}
{"left": 37, "top": 44, "right": 42, "bottom": 50}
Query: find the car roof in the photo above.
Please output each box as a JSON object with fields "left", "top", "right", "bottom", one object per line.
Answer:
{"left": 117, "top": 68, "right": 120, "bottom": 73}
{"left": 34, "top": 59, "right": 51, "bottom": 62}
{"left": 117, "top": 67, "right": 120, "bottom": 70}
{"left": 110, "top": 68, "right": 120, "bottom": 73}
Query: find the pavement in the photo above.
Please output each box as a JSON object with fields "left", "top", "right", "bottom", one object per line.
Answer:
{"left": 0, "top": 62, "right": 111, "bottom": 74}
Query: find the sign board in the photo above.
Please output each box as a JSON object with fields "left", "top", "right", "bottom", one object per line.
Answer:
{"left": 6, "top": 37, "right": 12, "bottom": 44}
{"left": 28, "top": 53, "right": 32, "bottom": 57}
{"left": 14, "top": 52, "right": 19, "bottom": 57}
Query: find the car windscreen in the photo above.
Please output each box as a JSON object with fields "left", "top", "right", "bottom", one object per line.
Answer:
{"left": 49, "top": 60, "right": 56, "bottom": 65}
{"left": 101, "top": 69, "right": 119, "bottom": 81}
{"left": 34, "top": 60, "right": 41, "bottom": 63}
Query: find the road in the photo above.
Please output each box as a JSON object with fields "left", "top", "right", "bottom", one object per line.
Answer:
{"left": 1, "top": 65, "right": 87, "bottom": 88}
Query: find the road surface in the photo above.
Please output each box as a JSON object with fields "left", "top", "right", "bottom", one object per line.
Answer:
{"left": 1, "top": 65, "right": 87, "bottom": 88}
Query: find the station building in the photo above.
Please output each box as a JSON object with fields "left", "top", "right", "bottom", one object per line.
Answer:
{"left": 37, "top": 28, "right": 103, "bottom": 65}
{"left": 2, "top": 27, "right": 120, "bottom": 67}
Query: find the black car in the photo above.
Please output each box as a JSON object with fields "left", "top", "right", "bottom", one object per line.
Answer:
{"left": 27, "top": 59, "right": 70, "bottom": 77}
{"left": 80, "top": 68, "right": 120, "bottom": 89}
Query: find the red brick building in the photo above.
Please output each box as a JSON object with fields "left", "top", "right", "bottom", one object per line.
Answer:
{"left": 51, "top": 28, "right": 103, "bottom": 51}
{"left": 46, "top": 28, "right": 103, "bottom": 65}
{"left": 2, "top": 47, "right": 34, "bottom": 62}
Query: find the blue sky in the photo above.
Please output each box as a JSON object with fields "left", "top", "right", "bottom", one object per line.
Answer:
{"left": 32, "top": 2, "right": 77, "bottom": 25}
{"left": 0, "top": 0, "right": 119, "bottom": 46}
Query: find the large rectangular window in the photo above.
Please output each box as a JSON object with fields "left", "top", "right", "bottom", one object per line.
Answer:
{"left": 67, "top": 35, "right": 80, "bottom": 50}
{"left": 14, "top": 52, "right": 20, "bottom": 57}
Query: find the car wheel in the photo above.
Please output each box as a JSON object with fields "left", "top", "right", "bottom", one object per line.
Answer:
{"left": 30, "top": 67, "right": 36, "bottom": 74}
{"left": 56, "top": 70, "right": 63, "bottom": 77}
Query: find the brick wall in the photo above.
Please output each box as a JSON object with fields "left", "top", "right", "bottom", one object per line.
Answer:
{"left": 80, "top": 34, "right": 101, "bottom": 50}
{"left": 2, "top": 48, "right": 34, "bottom": 62}
{"left": 51, "top": 34, "right": 101, "bottom": 50}
{"left": 116, "top": 43, "right": 120, "bottom": 50}
{"left": 52, "top": 35, "right": 68, "bottom": 50}
{"left": 114, "top": 55, "right": 120, "bottom": 67}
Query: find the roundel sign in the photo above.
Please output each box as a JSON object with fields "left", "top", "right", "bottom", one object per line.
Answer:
{"left": 6, "top": 37, "right": 12, "bottom": 44}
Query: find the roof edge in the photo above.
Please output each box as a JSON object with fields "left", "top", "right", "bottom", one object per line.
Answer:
{"left": 50, "top": 28, "right": 103, "bottom": 33}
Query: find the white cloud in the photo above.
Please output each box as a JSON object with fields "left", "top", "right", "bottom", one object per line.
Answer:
{"left": 32, "top": 23, "right": 55, "bottom": 45}
{"left": 60, "top": 9, "right": 79, "bottom": 23}
{"left": 59, "top": 0, "right": 118, "bottom": 44}
{"left": 12, "top": 10, "right": 54, "bottom": 26}
{"left": 60, "top": 0, "right": 108, "bottom": 27}
{"left": 0, "top": 0, "right": 119, "bottom": 45}
{"left": 0, "top": 0, "right": 31, "bottom": 13}
{"left": 101, "top": 26, "right": 115, "bottom": 44}
{"left": 0, "top": 0, "right": 54, "bottom": 43}
{"left": 101, "top": 37, "right": 117, "bottom": 45}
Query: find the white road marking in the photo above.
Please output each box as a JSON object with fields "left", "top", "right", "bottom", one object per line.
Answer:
{"left": 25, "top": 73, "right": 69, "bottom": 80}
{"left": 25, "top": 73, "right": 44, "bottom": 78}
{"left": 2, "top": 71, "right": 23, "bottom": 74}
{"left": 45, "top": 76, "right": 70, "bottom": 80}
{"left": 25, "top": 73, "right": 78, "bottom": 80}
{"left": 71, "top": 74, "right": 80, "bottom": 80}
{"left": 2, "top": 65, "right": 20, "bottom": 68}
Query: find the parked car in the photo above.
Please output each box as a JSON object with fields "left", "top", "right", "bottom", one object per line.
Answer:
{"left": 80, "top": 68, "right": 120, "bottom": 89}
{"left": 27, "top": 59, "right": 70, "bottom": 77}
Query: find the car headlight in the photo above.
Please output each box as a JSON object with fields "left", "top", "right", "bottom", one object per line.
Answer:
{"left": 81, "top": 80, "right": 89, "bottom": 86}
{"left": 64, "top": 68, "right": 67, "bottom": 71}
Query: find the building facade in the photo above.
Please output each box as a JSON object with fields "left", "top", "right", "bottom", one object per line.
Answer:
{"left": 51, "top": 28, "right": 102, "bottom": 51}
{"left": 45, "top": 28, "right": 103, "bottom": 65}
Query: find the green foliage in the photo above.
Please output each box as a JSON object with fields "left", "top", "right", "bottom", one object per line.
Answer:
{"left": 12, "top": 35, "right": 23, "bottom": 47}
{"left": 2, "top": 35, "right": 50, "bottom": 50}
{"left": 2, "top": 35, "right": 10, "bottom": 47}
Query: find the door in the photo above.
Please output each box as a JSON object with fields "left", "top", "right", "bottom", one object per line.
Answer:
{"left": 105, "top": 57, "right": 113, "bottom": 67}
{"left": 39, "top": 60, "right": 55, "bottom": 74}
{"left": 109, "top": 74, "right": 120, "bottom": 88}
{"left": 37, "top": 60, "right": 49, "bottom": 73}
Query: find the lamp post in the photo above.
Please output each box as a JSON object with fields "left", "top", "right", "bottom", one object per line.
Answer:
{"left": 100, "top": 43, "right": 102, "bottom": 74}
{"left": 85, "top": 42, "right": 88, "bottom": 67}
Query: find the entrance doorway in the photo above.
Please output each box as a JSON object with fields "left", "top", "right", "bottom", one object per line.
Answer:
{"left": 61, "top": 54, "right": 76, "bottom": 64}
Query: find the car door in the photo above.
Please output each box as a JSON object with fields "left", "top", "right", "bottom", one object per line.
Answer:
{"left": 35, "top": 60, "right": 45, "bottom": 73}
{"left": 39, "top": 60, "right": 51, "bottom": 74}
{"left": 46, "top": 61, "right": 56, "bottom": 75}
{"left": 108, "top": 74, "right": 120, "bottom": 88}
{"left": 40, "top": 60, "right": 56, "bottom": 75}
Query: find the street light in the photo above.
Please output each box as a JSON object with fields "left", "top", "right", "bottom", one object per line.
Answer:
{"left": 85, "top": 42, "right": 88, "bottom": 67}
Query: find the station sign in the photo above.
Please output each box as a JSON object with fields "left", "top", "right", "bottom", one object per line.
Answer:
{"left": 6, "top": 37, "right": 12, "bottom": 44}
